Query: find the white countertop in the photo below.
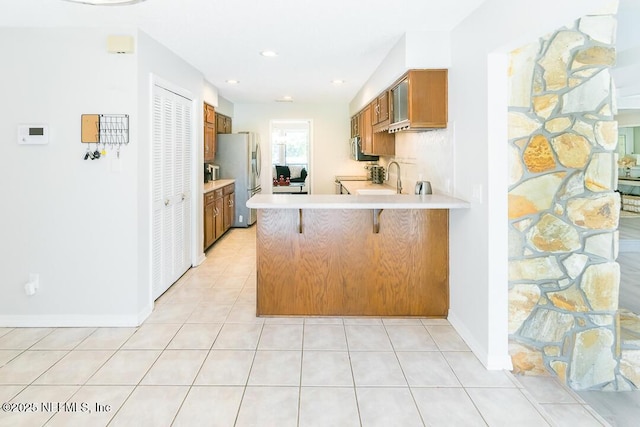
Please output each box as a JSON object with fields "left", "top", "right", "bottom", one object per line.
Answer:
{"left": 203, "top": 179, "right": 235, "bottom": 194}
{"left": 246, "top": 193, "right": 470, "bottom": 209}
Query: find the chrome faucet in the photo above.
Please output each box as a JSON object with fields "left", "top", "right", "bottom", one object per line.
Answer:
{"left": 386, "top": 161, "right": 402, "bottom": 194}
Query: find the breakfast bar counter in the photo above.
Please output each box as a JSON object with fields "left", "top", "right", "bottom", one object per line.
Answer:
{"left": 246, "top": 193, "right": 470, "bottom": 209}
{"left": 247, "top": 194, "right": 469, "bottom": 317}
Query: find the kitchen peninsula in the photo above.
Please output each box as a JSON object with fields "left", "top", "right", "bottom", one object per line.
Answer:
{"left": 247, "top": 193, "right": 469, "bottom": 317}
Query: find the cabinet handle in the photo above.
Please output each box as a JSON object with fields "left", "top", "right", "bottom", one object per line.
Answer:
{"left": 214, "top": 207, "right": 219, "bottom": 216}
{"left": 228, "top": 199, "right": 234, "bottom": 207}
{"left": 164, "top": 199, "right": 170, "bottom": 206}
{"left": 181, "top": 194, "right": 186, "bottom": 201}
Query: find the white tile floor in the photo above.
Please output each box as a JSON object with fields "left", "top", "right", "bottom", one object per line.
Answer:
{"left": 0, "top": 227, "right": 609, "bottom": 426}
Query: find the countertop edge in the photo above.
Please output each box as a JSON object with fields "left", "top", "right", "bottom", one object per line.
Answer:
{"left": 203, "top": 179, "right": 236, "bottom": 194}
{"left": 246, "top": 194, "right": 470, "bottom": 209}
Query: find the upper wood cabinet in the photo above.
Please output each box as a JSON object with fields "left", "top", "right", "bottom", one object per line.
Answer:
{"left": 204, "top": 103, "right": 216, "bottom": 124}
{"left": 389, "top": 69, "right": 447, "bottom": 132}
{"left": 349, "top": 69, "right": 446, "bottom": 156}
{"left": 204, "top": 123, "right": 216, "bottom": 162}
{"left": 350, "top": 114, "right": 360, "bottom": 138}
{"left": 204, "top": 103, "right": 216, "bottom": 162}
{"left": 216, "top": 113, "right": 232, "bottom": 134}
{"left": 360, "top": 105, "right": 373, "bottom": 154}
{"left": 372, "top": 90, "right": 391, "bottom": 133}
{"left": 361, "top": 104, "right": 394, "bottom": 156}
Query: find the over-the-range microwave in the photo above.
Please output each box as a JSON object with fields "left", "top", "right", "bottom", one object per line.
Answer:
{"left": 349, "top": 137, "right": 379, "bottom": 162}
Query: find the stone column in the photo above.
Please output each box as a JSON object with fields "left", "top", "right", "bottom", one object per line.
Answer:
{"left": 507, "top": 11, "right": 629, "bottom": 390}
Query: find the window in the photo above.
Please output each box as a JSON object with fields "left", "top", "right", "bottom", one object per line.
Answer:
{"left": 271, "top": 121, "right": 309, "bottom": 165}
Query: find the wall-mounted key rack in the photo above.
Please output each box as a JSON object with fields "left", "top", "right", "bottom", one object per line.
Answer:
{"left": 81, "top": 114, "right": 129, "bottom": 160}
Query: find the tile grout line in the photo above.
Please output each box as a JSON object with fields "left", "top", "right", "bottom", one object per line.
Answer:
{"left": 232, "top": 321, "right": 264, "bottom": 427}
{"left": 383, "top": 322, "right": 430, "bottom": 426}
{"left": 383, "top": 322, "right": 428, "bottom": 427}
{"left": 343, "top": 322, "right": 364, "bottom": 427}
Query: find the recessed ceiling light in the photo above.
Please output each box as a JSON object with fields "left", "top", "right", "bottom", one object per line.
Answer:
{"left": 275, "top": 96, "right": 293, "bottom": 102}
{"left": 226, "top": 80, "right": 240, "bottom": 85}
{"left": 62, "top": 0, "right": 146, "bottom": 5}
{"left": 260, "top": 50, "right": 278, "bottom": 57}
{"left": 331, "top": 79, "right": 346, "bottom": 85}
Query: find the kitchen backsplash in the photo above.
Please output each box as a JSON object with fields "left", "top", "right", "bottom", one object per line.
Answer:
{"left": 380, "top": 128, "right": 454, "bottom": 195}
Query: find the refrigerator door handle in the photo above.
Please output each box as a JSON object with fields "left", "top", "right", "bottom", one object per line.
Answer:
{"left": 255, "top": 142, "right": 262, "bottom": 178}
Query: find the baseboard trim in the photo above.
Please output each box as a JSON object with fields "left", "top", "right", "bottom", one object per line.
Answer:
{"left": 0, "top": 304, "right": 153, "bottom": 328}
{"left": 195, "top": 253, "right": 206, "bottom": 266}
{"left": 448, "top": 310, "right": 513, "bottom": 370}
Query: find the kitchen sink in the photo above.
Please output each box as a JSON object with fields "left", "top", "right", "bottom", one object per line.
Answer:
{"left": 356, "top": 188, "right": 397, "bottom": 195}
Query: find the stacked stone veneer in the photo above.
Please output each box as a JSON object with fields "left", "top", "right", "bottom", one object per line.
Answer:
{"left": 506, "top": 11, "right": 635, "bottom": 390}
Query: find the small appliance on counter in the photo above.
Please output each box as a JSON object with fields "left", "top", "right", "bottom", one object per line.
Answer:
{"left": 414, "top": 180, "right": 432, "bottom": 195}
{"left": 204, "top": 163, "right": 220, "bottom": 183}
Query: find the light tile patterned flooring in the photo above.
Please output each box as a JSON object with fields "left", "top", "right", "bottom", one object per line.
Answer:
{"left": 0, "top": 227, "right": 608, "bottom": 426}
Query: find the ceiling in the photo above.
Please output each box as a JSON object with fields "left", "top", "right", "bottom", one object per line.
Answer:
{"left": 1, "top": 0, "right": 638, "bottom": 107}
{"left": 0, "top": 0, "right": 486, "bottom": 104}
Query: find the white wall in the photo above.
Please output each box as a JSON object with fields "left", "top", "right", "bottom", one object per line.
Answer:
{"left": 0, "top": 27, "right": 210, "bottom": 326}
{"left": 217, "top": 95, "right": 235, "bottom": 118}
{"left": 232, "top": 103, "right": 362, "bottom": 194}
{"left": 0, "top": 28, "right": 140, "bottom": 325}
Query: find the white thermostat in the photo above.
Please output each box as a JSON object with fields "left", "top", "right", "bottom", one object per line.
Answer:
{"left": 18, "top": 124, "right": 49, "bottom": 145}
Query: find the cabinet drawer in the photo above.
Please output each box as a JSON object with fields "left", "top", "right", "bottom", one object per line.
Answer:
{"left": 214, "top": 189, "right": 223, "bottom": 199}
{"left": 204, "top": 192, "right": 215, "bottom": 205}
{"left": 223, "top": 183, "right": 235, "bottom": 196}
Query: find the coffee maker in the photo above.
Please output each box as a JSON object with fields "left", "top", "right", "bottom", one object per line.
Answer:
{"left": 204, "top": 164, "right": 219, "bottom": 182}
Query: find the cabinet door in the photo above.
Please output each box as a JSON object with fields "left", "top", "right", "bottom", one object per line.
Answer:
{"left": 360, "top": 105, "right": 373, "bottom": 154}
{"left": 204, "top": 123, "right": 216, "bottom": 162}
{"left": 204, "top": 200, "right": 215, "bottom": 249}
{"left": 377, "top": 91, "right": 389, "bottom": 123}
{"left": 408, "top": 69, "right": 448, "bottom": 128}
{"left": 215, "top": 113, "right": 225, "bottom": 133}
{"left": 224, "top": 193, "right": 234, "bottom": 230}
{"left": 215, "top": 114, "right": 232, "bottom": 134}
{"left": 214, "top": 197, "right": 224, "bottom": 239}
{"left": 204, "top": 104, "right": 215, "bottom": 124}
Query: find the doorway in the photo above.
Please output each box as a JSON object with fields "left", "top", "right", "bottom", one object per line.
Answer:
{"left": 269, "top": 120, "right": 312, "bottom": 194}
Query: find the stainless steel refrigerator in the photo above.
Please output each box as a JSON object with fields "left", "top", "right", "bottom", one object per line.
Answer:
{"left": 216, "top": 132, "right": 262, "bottom": 227}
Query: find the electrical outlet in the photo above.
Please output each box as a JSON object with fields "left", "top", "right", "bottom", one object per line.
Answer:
{"left": 239, "top": 215, "right": 243, "bottom": 223}
{"left": 25, "top": 273, "right": 39, "bottom": 296}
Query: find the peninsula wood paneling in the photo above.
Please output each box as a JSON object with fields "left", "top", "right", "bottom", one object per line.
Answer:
{"left": 256, "top": 208, "right": 449, "bottom": 316}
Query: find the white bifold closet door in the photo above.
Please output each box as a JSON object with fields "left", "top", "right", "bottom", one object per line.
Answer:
{"left": 152, "top": 84, "right": 193, "bottom": 300}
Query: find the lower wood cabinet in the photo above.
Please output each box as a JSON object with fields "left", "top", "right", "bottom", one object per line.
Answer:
{"left": 255, "top": 208, "right": 449, "bottom": 316}
{"left": 204, "top": 183, "right": 235, "bottom": 250}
